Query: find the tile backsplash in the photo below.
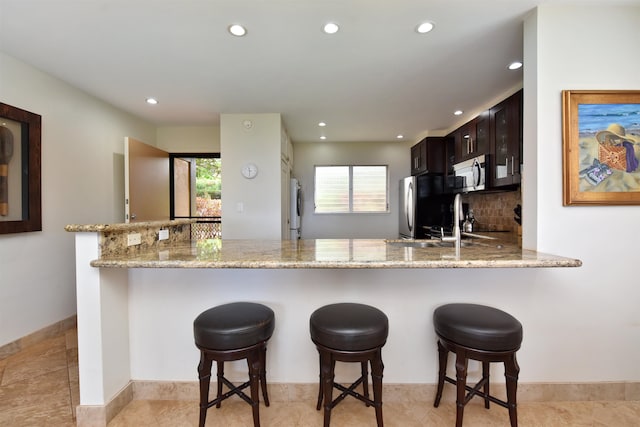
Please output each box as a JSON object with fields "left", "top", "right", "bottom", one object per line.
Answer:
{"left": 463, "top": 188, "right": 521, "bottom": 232}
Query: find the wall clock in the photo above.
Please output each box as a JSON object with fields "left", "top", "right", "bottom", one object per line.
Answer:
{"left": 241, "top": 162, "right": 258, "bottom": 179}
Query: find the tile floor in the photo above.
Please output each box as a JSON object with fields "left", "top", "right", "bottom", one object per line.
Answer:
{"left": 1, "top": 328, "right": 639, "bottom": 426}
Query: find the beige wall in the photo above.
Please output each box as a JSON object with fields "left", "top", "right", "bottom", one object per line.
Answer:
{"left": 220, "top": 113, "right": 284, "bottom": 239}
{"left": 518, "top": 4, "right": 640, "bottom": 381}
{"left": 0, "top": 51, "right": 156, "bottom": 346}
{"left": 156, "top": 126, "right": 220, "bottom": 153}
{"left": 293, "top": 140, "right": 409, "bottom": 239}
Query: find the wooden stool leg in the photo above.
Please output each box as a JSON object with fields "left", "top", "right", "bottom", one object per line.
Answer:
{"left": 320, "top": 351, "right": 334, "bottom": 427}
{"left": 260, "top": 343, "right": 270, "bottom": 406}
{"left": 248, "top": 349, "right": 262, "bottom": 427}
{"left": 482, "top": 361, "right": 490, "bottom": 409}
{"left": 504, "top": 353, "right": 520, "bottom": 427}
{"left": 361, "top": 361, "right": 370, "bottom": 406}
{"left": 215, "top": 361, "right": 224, "bottom": 408}
{"left": 371, "top": 349, "right": 385, "bottom": 427}
{"left": 454, "top": 350, "right": 468, "bottom": 427}
{"left": 197, "top": 352, "right": 213, "bottom": 427}
{"left": 434, "top": 340, "right": 448, "bottom": 407}
{"left": 316, "top": 353, "right": 323, "bottom": 410}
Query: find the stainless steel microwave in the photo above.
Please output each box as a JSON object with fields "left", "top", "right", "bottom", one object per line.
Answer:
{"left": 452, "top": 154, "right": 487, "bottom": 192}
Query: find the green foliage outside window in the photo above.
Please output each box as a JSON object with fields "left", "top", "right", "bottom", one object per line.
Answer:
{"left": 195, "top": 158, "right": 222, "bottom": 200}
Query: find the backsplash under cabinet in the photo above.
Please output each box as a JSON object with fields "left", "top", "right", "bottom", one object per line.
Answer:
{"left": 463, "top": 188, "right": 521, "bottom": 233}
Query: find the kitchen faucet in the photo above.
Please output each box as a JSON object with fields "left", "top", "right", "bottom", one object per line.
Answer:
{"left": 441, "top": 193, "right": 462, "bottom": 256}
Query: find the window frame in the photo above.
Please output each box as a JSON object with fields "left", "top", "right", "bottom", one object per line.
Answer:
{"left": 313, "top": 164, "right": 389, "bottom": 214}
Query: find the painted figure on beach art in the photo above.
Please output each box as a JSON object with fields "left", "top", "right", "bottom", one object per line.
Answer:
{"left": 577, "top": 103, "right": 640, "bottom": 192}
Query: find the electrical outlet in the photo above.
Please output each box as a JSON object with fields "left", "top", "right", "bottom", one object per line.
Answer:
{"left": 127, "top": 233, "right": 142, "bottom": 246}
{"left": 158, "top": 229, "right": 169, "bottom": 241}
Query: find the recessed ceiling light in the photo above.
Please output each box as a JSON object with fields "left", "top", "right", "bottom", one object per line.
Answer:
{"left": 416, "top": 21, "right": 435, "bottom": 34}
{"left": 146, "top": 98, "right": 158, "bottom": 105}
{"left": 229, "top": 24, "right": 247, "bottom": 37}
{"left": 318, "top": 122, "right": 326, "bottom": 127}
{"left": 454, "top": 110, "right": 463, "bottom": 116}
{"left": 323, "top": 22, "right": 339, "bottom": 34}
{"left": 320, "top": 136, "right": 327, "bottom": 140}
{"left": 396, "top": 135, "right": 404, "bottom": 139}
{"left": 508, "top": 61, "right": 523, "bottom": 70}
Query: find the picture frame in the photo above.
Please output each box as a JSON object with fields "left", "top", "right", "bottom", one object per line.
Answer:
{"left": 0, "top": 102, "right": 41, "bottom": 234}
{"left": 562, "top": 90, "right": 640, "bottom": 206}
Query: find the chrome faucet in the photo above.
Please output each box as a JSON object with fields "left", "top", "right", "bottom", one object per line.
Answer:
{"left": 441, "top": 193, "right": 462, "bottom": 256}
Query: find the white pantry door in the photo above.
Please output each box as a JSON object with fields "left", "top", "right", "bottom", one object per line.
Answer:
{"left": 124, "top": 137, "right": 170, "bottom": 223}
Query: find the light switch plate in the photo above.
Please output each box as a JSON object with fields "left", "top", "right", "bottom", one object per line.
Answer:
{"left": 127, "top": 233, "right": 142, "bottom": 246}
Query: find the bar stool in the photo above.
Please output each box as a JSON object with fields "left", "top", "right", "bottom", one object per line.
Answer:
{"left": 309, "top": 303, "right": 389, "bottom": 427}
{"left": 193, "top": 302, "right": 275, "bottom": 427}
{"left": 433, "top": 303, "right": 523, "bottom": 427}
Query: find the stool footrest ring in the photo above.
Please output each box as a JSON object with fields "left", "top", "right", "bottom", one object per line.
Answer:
{"left": 205, "top": 378, "right": 253, "bottom": 409}
{"left": 332, "top": 377, "right": 376, "bottom": 408}
{"left": 443, "top": 375, "right": 509, "bottom": 408}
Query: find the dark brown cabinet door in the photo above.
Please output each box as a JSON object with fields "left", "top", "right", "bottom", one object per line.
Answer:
{"left": 475, "top": 110, "right": 490, "bottom": 156}
{"left": 452, "top": 110, "right": 490, "bottom": 162}
{"left": 411, "top": 137, "right": 445, "bottom": 176}
{"left": 490, "top": 90, "right": 522, "bottom": 187}
{"left": 411, "top": 139, "right": 427, "bottom": 175}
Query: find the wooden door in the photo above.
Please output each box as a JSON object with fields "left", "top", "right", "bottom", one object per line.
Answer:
{"left": 173, "top": 157, "right": 191, "bottom": 217}
{"left": 124, "top": 137, "right": 170, "bottom": 222}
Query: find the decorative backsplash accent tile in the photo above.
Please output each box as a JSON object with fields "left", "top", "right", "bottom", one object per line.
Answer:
{"left": 463, "top": 188, "right": 521, "bottom": 232}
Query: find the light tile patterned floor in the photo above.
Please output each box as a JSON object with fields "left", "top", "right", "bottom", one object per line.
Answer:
{"left": 1, "top": 328, "right": 639, "bottom": 426}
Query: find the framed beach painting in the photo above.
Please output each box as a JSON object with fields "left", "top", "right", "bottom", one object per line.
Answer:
{"left": 562, "top": 90, "right": 640, "bottom": 205}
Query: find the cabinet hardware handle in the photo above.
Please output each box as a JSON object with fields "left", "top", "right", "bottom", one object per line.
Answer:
{"left": 511, "top": 155, "right": 515, "bottom": 175}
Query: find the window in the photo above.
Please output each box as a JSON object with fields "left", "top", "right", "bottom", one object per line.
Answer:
{"left": 314, "top": 165, "right": 388, "bottom": 213}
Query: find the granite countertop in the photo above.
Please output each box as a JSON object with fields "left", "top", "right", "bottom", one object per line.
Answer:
{"left": 64, "top": 219, "right": 196, "bottom": 232}
{"left": 89, "top": 236, "right": 582, "bottom": 269}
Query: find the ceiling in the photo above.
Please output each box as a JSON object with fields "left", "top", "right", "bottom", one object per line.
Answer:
{"left": 0, "top": 0, "right": 625, "bottom": 144}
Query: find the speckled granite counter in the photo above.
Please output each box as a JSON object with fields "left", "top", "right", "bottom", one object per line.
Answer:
{"left": 65, "top": 221, "right": 581, "bottom": 269}
{"left": 88, "top": 238, "right": 581, "bottom": 269}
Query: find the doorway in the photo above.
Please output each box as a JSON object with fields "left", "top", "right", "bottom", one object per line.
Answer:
{"left": 170, "top": 153, "right": 222, "bottom": 239}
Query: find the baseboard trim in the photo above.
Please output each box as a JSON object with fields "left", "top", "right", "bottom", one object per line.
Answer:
{"left": 76, "top": 382, "right": 133, "bottom": 427}
{"left": 74, "top": 380, "right": 640, "bottom": 426}
{"left": 129, "top": 380, "right": 640, "bottom": 403}
{"left": 0, "top": 315, "right": 77, "bottom": 360}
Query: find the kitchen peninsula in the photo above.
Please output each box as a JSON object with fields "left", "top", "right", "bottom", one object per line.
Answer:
{"left": 66, "top": 220, "right": 580, "bottom": 426}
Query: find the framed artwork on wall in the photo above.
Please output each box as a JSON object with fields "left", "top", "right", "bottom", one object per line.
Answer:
{"left": 0, "top": 102, "right": 41, "bottom": 234}
{"left": 562, "top": 90, "right": 640, "bottom": 205}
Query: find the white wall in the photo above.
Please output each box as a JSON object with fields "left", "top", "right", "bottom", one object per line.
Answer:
{"left": 0, "top": 52, "right": 155, "bottom": 346}
{"left": 293, "top": 140, "right": 409, "bottom": 239}
{"left": 520, "top": 4, "right": 640, "bottom": 381}
{"left": 220, "top": 113, "right": 284, "bottom": 239}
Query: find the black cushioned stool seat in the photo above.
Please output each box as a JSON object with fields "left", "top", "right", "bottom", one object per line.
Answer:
{"left": 310, "top": 303, "right": 389, "bottom": 427}
{"left": 433, "top": 303, "right": 523, "bottom": 427}
{"left": 194, "top": 302, "right": 275, "bottom": 427}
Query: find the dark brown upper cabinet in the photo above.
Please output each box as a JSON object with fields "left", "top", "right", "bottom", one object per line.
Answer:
{"left": 410, "top": 137, "right": 445, "bottom": 176}
{"left": 490, "top": 90, "right": 522, "bottom": 187}
{"left": 454, "top": 110, "right": 490, "bottom": 163}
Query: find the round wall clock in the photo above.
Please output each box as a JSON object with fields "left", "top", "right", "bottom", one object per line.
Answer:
{"left": 241, "top": 162, "right": 258, "bottom": 179}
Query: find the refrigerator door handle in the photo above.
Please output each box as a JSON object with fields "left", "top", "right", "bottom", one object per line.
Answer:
{"left": 406, "top": 181, "right": 414, "bottom": 233}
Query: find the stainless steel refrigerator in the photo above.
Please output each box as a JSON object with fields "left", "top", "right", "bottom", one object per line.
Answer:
{"left": 290, "top": 178, "right": 302, "bottom": 239}
{"left": 399, "top": 175, "right": 449, "bottom": 239}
